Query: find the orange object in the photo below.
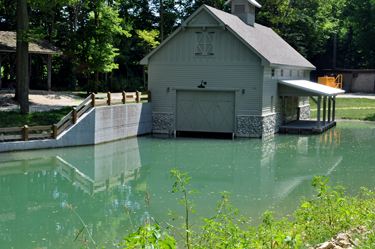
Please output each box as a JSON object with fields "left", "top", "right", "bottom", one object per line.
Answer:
{"left": 318, "top": 75, "right": 342, "bottom": 89}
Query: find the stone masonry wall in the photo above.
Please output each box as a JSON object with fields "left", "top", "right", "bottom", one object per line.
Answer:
{"left": 152, "top": 113, "right": 173, "bottom": 134}
{"left": 298, "top": 104, "right": 310, "bottom": 120}
{"left": 237, "top": 112, "right": 283, "bottom": 138}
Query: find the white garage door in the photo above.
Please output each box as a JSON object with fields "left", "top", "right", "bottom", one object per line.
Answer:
{"left": 176, "top": 91, "right": 235, "bottom": 133}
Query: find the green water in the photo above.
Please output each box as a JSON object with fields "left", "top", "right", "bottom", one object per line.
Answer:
{"left": 0, "top": 121, "right": 375, "bottom": 248}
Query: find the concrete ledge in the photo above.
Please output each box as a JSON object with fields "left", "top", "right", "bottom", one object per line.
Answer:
{"left": 0, "top": 102, "right": 152, "bottom": 153}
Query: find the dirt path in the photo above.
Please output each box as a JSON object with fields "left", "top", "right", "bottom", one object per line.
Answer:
{"left": 0, "top": 90, "right": 83, "bottom": 112}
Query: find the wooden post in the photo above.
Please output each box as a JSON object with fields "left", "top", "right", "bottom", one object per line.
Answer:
{"left": 52, "top": 124, "right": 57, "bottom": 139}
{"left": 73, "top": 107, "right": 77, "bottom": 123}
{"left": 328, "top": 96, "right": 331, "bottom": 123}
{"left": 23, "top": 125, "right": 28, "bottom": 141}
{"left": 107, "top": 92, "right": 111, "bottom": 105}
{"left": 332, "top": 96, "right": 336, "bottom": 121}
{"left": 317, "top": 96, "right": 321, "bottom": 129}
{"left": 148, "top": 90, "right": 151, "bottom": 102}
{"left": 122, "top": 91, "right": 126, "bottom": 104}
{"left": 47, "top": 54, "right": 52, "bottom": 91}
{"left": 91, "top": 93, "right": 96, "bottom": 107}
{"left": 323, "top": 96, "right": 326, "bottom": 126}
{"left": 136, "top": 91, "right": 140, "bottom": 103}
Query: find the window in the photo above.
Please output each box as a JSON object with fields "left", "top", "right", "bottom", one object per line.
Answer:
{"left": 234, "top": 5, "right": 245, "bottom": 12}
{"left": 195, "top": 32, "right": 215, "bottom": 56}
{"left": 271, "top": 69, "right": 275, "bottom": 77}
{"left": 281, "top": 70, "right": 284, "bottom": 77}
{"left": 290, "top": 70, "right": 292, "bottom": 77}
{"left": 271, "top": 96, "right": 274, "bottom": 113}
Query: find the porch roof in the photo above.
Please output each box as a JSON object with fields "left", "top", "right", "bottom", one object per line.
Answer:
{"left": 278, "top": 80, "right": 345, "bottom": 96}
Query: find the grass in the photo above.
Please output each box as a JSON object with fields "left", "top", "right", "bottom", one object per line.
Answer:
{"left": 309, "top": 98, "right": 375, "bottom": 121}
{"left": 0, "top": 107, "right": 73, "bottom": 128}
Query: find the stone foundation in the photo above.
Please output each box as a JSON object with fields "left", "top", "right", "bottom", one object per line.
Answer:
{"left": 152, "top": 113, "right": 173, "bottom": 134}
{"left": 237, "top": 112, "right": 284, "bottom": 138}
{"left": 298, "top": 104, "right": 310, "bottom": 120}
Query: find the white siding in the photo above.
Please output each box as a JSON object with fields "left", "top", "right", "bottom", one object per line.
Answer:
{"left": 150, "top": 27, "right": 261, "bottom": 63}
{"left": 149, "top": 62, "right": 262, "bottom": 115}
{"left": 262, "top": 68, "right": 311, "bottom": 115}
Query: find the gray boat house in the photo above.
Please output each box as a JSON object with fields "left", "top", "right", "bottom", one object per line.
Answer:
{"left": 141, "top": 0, "right": 344, "bottom": 137}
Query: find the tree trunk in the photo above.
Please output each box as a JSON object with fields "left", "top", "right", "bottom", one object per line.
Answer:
{"left": 16, "top": 0, "right": 29, "bottom": 114}
{"left": 160, "top": 0, "right": 164, "bottom": 42}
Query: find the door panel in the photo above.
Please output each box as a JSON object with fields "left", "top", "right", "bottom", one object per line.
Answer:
{"left": 176, "top": 91, "right": 235, "bottom": 133}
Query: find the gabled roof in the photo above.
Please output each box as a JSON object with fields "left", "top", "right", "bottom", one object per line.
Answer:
{"left": 225, "top": 0, "right": 262, "bottom": 8}
{"left": 0, "top": 31, "right": 63, "bottom": 55}
{"left": 141, "top": 5, "right": 315, "bottom": 70}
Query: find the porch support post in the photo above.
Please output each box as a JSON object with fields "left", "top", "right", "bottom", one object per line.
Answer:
{"left": 332, "top": 96, "right": 336, "bottom": 121}
{"left": 317, "top": 96, "right": 321, "bottom": 128}
{"left": 328, "top": 96, "right": 331, "bottom": 123}
{"left": 323, "top": 96, "right": 327, "bottom": 126}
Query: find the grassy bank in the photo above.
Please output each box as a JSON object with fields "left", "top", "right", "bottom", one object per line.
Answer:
{"left": 309, "top": 98, "right": 375, "bottom": 121}
{"left": 0, "top": 107, "right": 72, "bottom": 128}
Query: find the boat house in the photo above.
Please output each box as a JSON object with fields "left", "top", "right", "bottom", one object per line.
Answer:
{"left": 141, "top": 0, "right": 344, "bottom": 137}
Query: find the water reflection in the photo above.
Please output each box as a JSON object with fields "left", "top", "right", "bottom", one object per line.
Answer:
{"left": 0, "top": 122, "right": 375, "bottom": 248}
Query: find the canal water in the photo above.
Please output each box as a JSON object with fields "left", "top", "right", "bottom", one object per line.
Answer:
{"left": 0, "top": 121, "right": 374, "bottom": 248}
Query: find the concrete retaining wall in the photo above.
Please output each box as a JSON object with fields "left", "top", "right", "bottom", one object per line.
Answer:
{"left": 0, "top": 103, "right": 152, "bottom": 153}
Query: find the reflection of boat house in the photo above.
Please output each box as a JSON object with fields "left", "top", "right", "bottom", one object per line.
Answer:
{"left": 0, "top": 31, "right": 63, "bottom": 91}
{"left": 141, "top": 1, "right": 344, "bottom": 137}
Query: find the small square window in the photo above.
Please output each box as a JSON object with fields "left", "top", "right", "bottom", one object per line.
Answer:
{"left": 271, "top": 69, "right": 275, "bottom": 77}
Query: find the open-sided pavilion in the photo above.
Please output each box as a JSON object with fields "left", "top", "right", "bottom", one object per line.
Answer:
{"left": 0, "top": 31, "right": 63, "bottom": 91}
{"left": 278, "top": 79, "right": 345, "bottom": 134}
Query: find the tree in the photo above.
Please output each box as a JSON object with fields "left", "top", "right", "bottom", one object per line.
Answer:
{"left": 16, "top": 0, "right": 29, "bottom": 114}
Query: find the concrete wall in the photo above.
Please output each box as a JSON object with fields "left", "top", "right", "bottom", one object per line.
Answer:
{"left": 0, "top": 103, "right": 152, "bottom": 153}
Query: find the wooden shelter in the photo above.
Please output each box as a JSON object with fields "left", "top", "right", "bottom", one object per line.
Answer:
{"left": 141, "top": 1, "right": 344, "bottom": 137}
{"left": 0, "top": 31, "right": 63, "bottom": 90}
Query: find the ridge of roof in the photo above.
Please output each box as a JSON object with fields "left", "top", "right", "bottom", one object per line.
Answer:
{"left": 204, "top": 5, "right": 315, "bottom": 69}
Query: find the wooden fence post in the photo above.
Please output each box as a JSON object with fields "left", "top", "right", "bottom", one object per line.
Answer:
{"left": 107, "top": 92, "right": 111, "bottom": 105}
{"left": 122, "top": 91, "right": 126, "bottom": 104}
{"left": 23, "top": 125, "right": 28, "bottom": 141}
{"left": 73, "top": 107, "right": 77, "bottom": 123}
{"left": 91, "top": 93, "right": 96, "bottom": 107}
{"left": 148, "top": 90, "right": 151, "bottom": 102}
{"left": 52, "top": 124, "right": 57, "bottom": 139}
{"left": 136, "top": 91, "right": 140, "bottom": 103}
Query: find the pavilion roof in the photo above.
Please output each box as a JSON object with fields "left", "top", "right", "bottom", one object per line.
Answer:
{"left": 0, "top": 31, "right": 63, "bottom": 55}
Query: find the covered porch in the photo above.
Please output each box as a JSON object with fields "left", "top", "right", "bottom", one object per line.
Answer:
{"left": 278, "top": 80, "right": 345, "bottom": 134}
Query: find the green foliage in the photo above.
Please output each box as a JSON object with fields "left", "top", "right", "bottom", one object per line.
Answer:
{"left": 119, "top": 172, "right": 375, "bottom": 249}
{"left": 119, "top": 221, "right": 176, "bottom": 249}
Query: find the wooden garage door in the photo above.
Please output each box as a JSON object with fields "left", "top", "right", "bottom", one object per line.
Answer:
{"left": 176, "top": 91, "right": 235, "bottom": 133}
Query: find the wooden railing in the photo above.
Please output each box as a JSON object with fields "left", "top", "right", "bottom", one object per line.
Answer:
{"left": 0, "top": 91, "right": 151, "bottom": 142}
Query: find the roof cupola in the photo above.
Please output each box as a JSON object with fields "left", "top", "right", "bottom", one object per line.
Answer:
{"left": 225, "top": 0, "right": 261, "bottom": 26}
